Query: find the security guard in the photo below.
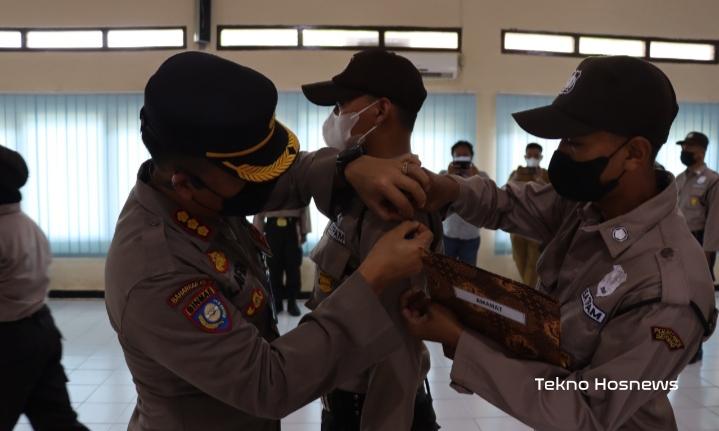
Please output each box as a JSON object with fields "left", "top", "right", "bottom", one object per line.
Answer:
{"left": 302, "top": 49, "right": 440, "bottom": 431}
{"left": 0, "top": 146, "right": 88, "bottom": 431}
{"left": 104, "top": 52, "right": 434, "bottom": 431}
{"left": 508, "top": 142, "right": 550, "bottom": 286}
{"left": 254, "top": 207, "right": 311, "bottom": 316}
{"left": 404, "top": 56, "right": 717, "bottom": 430}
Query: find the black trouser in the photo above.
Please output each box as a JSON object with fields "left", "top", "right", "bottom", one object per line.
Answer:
{"left": 692, "top": 230, "right": 716, "bottom": 281}
{"left": 0, "top": 306, "right": 88, "bottom": 431}
{"left": 320, "top": 380, "right": 440, "bottom": 431}
{"left": 265, "top": 217, "right": 303, "bottom": 305}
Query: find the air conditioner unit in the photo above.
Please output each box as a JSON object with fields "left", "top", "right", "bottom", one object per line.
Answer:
{"left": 401, "top": 52, "right": 460, "bottom": 79}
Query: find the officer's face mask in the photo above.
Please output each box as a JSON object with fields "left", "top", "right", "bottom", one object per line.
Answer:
{"left": 548, "top": 138, "right": 630, "bottom": 202}
{"left": 525, "top": 157, "right": 541, "bottom": 168}
{"left": 322, "top": 100, "right": 380, "bottom": 150}
{"left": 681, "top": 150, "right": 697, "bottom": 167}
{"left": 184, "top": 174, "right": 278, "bottom": 217}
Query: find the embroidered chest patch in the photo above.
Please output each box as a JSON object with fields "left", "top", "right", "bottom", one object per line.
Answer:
{"left": 581, "top": 288, "right": 606, "bottom": 324}
{"left": 245, "top": 287, "right": 266, "bottom": 317}
{"left": 182, "top": 282, "right": 232, "bottom": 333}
{"left": 318, "top": 271, "right": 335, "bottom": 294}
{"left": 327, "top": 222, "right": 346, "bottom": 245}
{"left": 652, "top": 326, "right": 685, "bottom": 351}
{"left": 207, "top": 251, "right": 230, "bottom": 274}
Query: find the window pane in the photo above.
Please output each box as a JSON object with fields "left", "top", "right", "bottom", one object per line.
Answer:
{"left": 385, "top": 30, "right": 459, "bottom": 50}
{"left": 26, "top": 30, "right": 103, "bottom": 49}
{"left": 579, "top": 36, "right": 645, "bottom": 57}
{"left": 650, "top": 41, "right": 716, "bottom": 61}
{"left": 503, "top": 32, "right": 575, "bottom": 54}
{"left": 302, "top": 29, "right": 379, "bottom": 47}
{"left": 107, "top": 28, "right": 184, "bottom": 48}
{"left": 219, "top": 28, "right": 298, "bottom": 47}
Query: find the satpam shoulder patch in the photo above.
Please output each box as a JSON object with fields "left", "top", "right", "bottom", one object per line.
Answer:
{"left": 652, "top": 326, "right": 685, "bottom": 351}
{"left": 181, "top": 282, "right": 232, "bottom": 333}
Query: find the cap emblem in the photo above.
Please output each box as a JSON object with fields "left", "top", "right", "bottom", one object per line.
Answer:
{"left": 560, "top": 70, "right": 582, "bottom": 95}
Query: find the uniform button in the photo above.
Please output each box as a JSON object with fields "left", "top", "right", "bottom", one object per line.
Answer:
{"left": 660, "top": 248, "right": 674, "bottom": 258}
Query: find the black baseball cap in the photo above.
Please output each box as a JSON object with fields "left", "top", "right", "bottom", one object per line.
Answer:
{"left": 0, "top": 145, "right": 28, "bottom": 191}
{"left": 677, "top": 131, "right": 709, "bottom": 149}
{"left": 141, "top": 51, "right": 299, "bottom": 183}
{"left": 512, "top": 56, "right": 679, "bottom": 146}
{"left": 302, "top": 48, "right": 427, "bottom": 114}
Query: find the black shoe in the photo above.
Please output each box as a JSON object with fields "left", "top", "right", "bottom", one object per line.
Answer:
{"left": 287, "top": 300, "right": 301, "bottom": 317}
{"left": 690, "top": 346, "right": 703, "bottom": 364}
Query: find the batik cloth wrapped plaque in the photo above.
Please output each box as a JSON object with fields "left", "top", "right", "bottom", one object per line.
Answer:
{"left": 423, "top": 252, "right": 571, "bottom": 368}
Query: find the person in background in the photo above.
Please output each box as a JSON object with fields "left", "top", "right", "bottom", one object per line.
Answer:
{"left": 508, "top": 142, "right": 550, "bottom": 286}
{"left": 676, "top": 131, "right": 719, "bottom": 363}
{"left": 0, "top": 146, "right": 88, "bottom": 431}
{"left": 442, "top": 140, "right": 488, "bottom": 265}
{"left": 254, "top": 207, "right": 311, "bottom": 316}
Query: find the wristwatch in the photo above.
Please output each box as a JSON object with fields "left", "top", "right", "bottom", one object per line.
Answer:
{"left": 336, "top": 143, "right": 366, "bottom": 183}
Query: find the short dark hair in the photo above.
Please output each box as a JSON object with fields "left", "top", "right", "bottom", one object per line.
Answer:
{"left": 451, "top": 140, "right": 474, "bottom": 157}
{"left": 526, "top": 142, "right": 543, "bottom": 152}
{"left": 396, "top": 105, "right": 418, "bottom": 131}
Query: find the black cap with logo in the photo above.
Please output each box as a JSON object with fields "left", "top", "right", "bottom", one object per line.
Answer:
{"left": 302, "top": 48, "right": 427, "bottom": 114}
{"left": 141, "top": 51, "right": 299, "bottom": 183}
{"left": 677, "top": 131, "right": 709, "bottom": 149}
{"left": 512, "top": 56, "right": 679, "bottom": 146}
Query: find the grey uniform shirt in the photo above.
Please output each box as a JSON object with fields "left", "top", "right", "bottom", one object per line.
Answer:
{"left": 0, "top": 203, "right": 51, "bottom": 322}
{"left": 307, "top": 197, "right": 444, "bottom": 431}
{"left": 445, "top": 170, "right": 715, "bottom": 431}
{"left": 676, "top": 165, "right": 719, "bottom": 250}
{"left": 105, "top": 151, "right": 402, "bottom": 431}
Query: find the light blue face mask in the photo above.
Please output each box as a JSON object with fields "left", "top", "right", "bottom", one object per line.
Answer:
{"left": 322, "top": 100, "right": 380, "bottom": 150}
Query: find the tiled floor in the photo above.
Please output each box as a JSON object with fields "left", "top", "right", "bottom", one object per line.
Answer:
{"left": 12, "top": 298, "right": 719, "bottom": 430}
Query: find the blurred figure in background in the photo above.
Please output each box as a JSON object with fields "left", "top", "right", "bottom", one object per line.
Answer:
{"left": 442, "top": 140, "right": 488, "bottom": 265}
{"left": 254, "top": 207, "right": 311, "bottom": 316}
{"left": 508, "top": 143, "right": 550, "bottom": 286}
{"left": 0, "top": 146, "right": 88, "bottom": 431}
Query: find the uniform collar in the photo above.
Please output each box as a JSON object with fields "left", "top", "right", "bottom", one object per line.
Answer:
{"left": 686, "top": 163, "right": 707, "bottom": 177}
{"left": 579, "top": 170, "right": 677, "bottom": 258}
{"left": 0, "top": 203, "right": 20, "bottom": 216}
{"left": 132, "top": 160, "right": 221, "bottom": 250}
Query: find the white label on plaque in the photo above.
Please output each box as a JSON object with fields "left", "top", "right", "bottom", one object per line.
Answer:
{"left": 453, "top": 287, "right": 527, "bottom": 325}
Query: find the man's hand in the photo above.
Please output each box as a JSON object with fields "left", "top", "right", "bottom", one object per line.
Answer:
{"left": 422, "top": 169, "right": 460, "bottom": 213}
{"left": 345, "top": 155, "right": 429, "bottom": 221}
{"left": 358, "top": 221, "right": 433, "bottom": 294}
{"left": 401, "top": 290, "right": 464, "bottom": 350}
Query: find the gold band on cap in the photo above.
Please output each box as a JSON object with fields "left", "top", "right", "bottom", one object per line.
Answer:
{"left": 205, "top": 116, "right": 277, "bottom": 159}
{"left": 221, "top": 127, "right": 300, "bottom": 183}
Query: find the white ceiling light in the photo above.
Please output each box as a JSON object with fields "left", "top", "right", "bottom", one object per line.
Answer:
{"left": 504, "top": 32, "right": 575, "bottom": 54}
{"left": 26, "top": 30, "right": 103, "bottom": 49}
{"left": 219, "top": 28, "right": 298, "bottom": 47}
{"left": 107, "top": 29, "right": 184, "bottom": 48}
{"left": 650, "top": 40, "right": 716, "bottom": 62}
{"left": 302, "top": 29, "right": 379, "bottom": 47}
{"left": 385, "top": 30, "right": 459, "bottom": 50}
{"left": 0, "top": 30, "right": 22, "bottom": 48}
{"left": 578, "top": 36, "right": 645, "bottom": 57}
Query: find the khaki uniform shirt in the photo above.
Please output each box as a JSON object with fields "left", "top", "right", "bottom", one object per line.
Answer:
{"left": 446, "top": 170, "right": 716, "bottom": 431}
{"left": 105, "top": 151, "right": 402, "bottom": 431}
{"left": 307, "top": 197, "right": 443, "bottom": 431}
{"left": 0, "top": 203, "right": 51, "bottom": 322}
{"left": 676, "top": 165, "right": 719, "bottom": 250}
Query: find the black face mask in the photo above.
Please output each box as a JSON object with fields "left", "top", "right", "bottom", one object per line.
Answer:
{"left": 219, "top": 179, "right": 278, "bottom": 217}
{"left": 548, "top": 139, "right": 629, "bottom": 202}
{"left": 680, "top": 150, "right": 696, "bottom": 167}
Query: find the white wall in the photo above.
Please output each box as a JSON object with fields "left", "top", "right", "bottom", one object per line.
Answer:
{"left": 5, "top": 0, "right": 719, "bottom": 288}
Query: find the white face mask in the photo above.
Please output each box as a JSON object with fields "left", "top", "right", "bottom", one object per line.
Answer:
{"left": 526, "top": 157, "right": 541, "bottom": 168}
{"left": 322, "top": 100, "right": 379, "bottom": 150}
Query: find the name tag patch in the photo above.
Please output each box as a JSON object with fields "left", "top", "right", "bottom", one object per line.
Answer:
{"left": 652, "top": 326, "right": 684, "bottom": 350}
{"left": 167, "top": 279, "right": 209, "bottom": 308}
{"left": 182, "top": 283, "right": 232, "bottom": 333}
{"left": 453, "top": 287, "right": 527, "bottom": 325}
{"left": 581, "top": 288, "right": 606, "bottom": 324}
{"left": 327, "top": 222, "right": 346, "bottom": 245}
